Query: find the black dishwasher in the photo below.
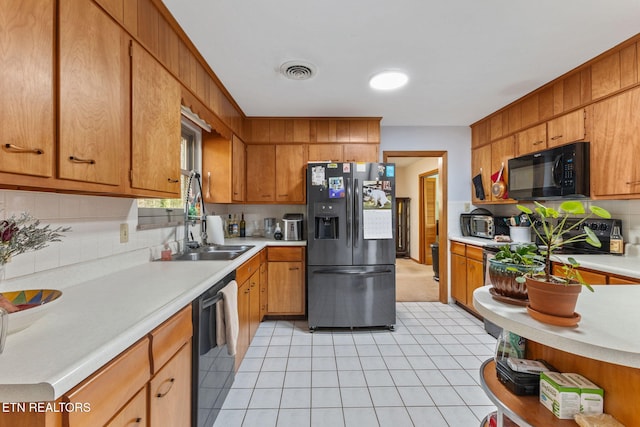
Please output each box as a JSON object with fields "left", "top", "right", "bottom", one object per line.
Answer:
{"left": 192, "top": 271, "right": 236, "bottom": 427}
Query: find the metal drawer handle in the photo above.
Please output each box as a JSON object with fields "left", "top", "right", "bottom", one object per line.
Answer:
{"left": 69, "top": 155, "right": 95, "bottom": 164}
{"left": 155, "top": 377, "right": 175, "bottom": 398}
{"left": 278, "top": 194, "right": 289, "bottom": 197}
{"left": 550, "top": 135, "right": 563, "bottom": 140}
{"left": 167, "top": 178, "right": 179, "bottom": 183}
{"left": 533, "top": 140, "right": 543, "bottom": 145}
{"left": 4, "top": 143, "right": 44, "bottom": 155}
{"left": 289, "top": 267, "right": 300, "bottom": 271}
{"left": 626, "top": 180, "right": 640, "bottom": 185}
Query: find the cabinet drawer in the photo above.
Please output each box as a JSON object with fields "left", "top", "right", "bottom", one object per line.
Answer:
{"left": 150, "top": 305, "right": 192, "bottom": 374}
{"left": 105, "top": 386, "right": 147, "bottom": 427}
{"left": 149, "top": 342, "right": 192, "bottom": 427}
{"left": 450, "top": 241, "right": 465, "bottom": 256}
{"left": 236, "top": 252, "right": 261, "bottom": 284}
{"left": 466, "top": 245, "right": 484, "bottom": 261}
{"left": 65, "top": 338, "right": 150, "bottom": 427}
{"left": 268, "top": 246, "right": 304, "bottom": 261}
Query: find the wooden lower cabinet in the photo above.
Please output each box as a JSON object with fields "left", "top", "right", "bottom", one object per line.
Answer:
{"left": 267, "top": 247, "right": 305, "bottom": 316}
{"left": 149, "top": 342, "right": 192, "bottom": 427}
{"left": 449, "top": 242, "right": 483, "bottom": 315}
{"left": 63, "top": 306, "right": 192, "bottom": 427}
{"left": 105, "top": 387, "right": 147, "bottom": 427}
{"left": 236, "top": 251, "right": 264, "bottom": 368}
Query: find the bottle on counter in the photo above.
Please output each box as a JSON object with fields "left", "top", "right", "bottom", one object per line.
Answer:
{"left": 610, "top": 225, "right": 624, "bottom": 255}
{"left": 227, "top": 214, "right": 233, "bottom": 238}
{"left": 273, "top": 222, "right": 283, "bottom": 240}
{"left": 239, "top": 213, "right": 246, "bottom": 237}
{"left": 231, "top": 214, "right": 239, "bottom": 237}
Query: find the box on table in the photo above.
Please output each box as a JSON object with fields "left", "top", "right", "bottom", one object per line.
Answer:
{"left": 563, "top": 373, "right": 604, "bottom": 415}
{"left": 540, "top": 372, "right": 581, "bottom": 419}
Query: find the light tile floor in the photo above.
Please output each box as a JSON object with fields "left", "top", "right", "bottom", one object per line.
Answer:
{"left": 214, "top": 302, "right": 497, "bottom": 427}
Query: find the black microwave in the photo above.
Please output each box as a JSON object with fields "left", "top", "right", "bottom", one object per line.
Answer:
{"left": 508, "top": 142, "right": 589, "bottom": 200}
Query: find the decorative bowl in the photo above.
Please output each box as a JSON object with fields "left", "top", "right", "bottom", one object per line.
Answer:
{"left": 2, "top": 289, "right": 62, "bottom": 334}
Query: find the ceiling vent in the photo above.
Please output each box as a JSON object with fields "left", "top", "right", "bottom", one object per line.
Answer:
{"left": 280, "top": 61, "right": 316, "bottom": 80}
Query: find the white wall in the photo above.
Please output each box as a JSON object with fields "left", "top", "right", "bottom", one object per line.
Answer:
{"left": 381, "top": 126, "right": 472, "bottom": 238}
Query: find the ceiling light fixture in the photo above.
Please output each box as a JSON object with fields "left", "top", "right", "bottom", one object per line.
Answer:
{"left": 369, "top": 70, "right": 408, "bottom": 91}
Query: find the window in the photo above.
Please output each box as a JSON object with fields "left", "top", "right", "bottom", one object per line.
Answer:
{"left": 137, "top": 119, "right": 202, "bottom": 227}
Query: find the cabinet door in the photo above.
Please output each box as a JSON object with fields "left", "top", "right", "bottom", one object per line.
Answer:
{"left": 450, "top": 253, "right": 467, "bottom": 304}
{"left": 246, "top": 145, "right": 275, "bottom": 202}
{"left": 202, "top": 135, "right": 231, "bottom": 203}
{"left": 343, "top": 144, "right": 379, "bottom": 162}
{"left": 490, "top": 136, "right": 515, "bottom": 202}
{"left": 59, "top": 0, "right": 128, "bottom": 186}
{"left": 609, "top": 275, "right": 638, "bottom": 285}
{"left": 131, "top": 42, "right": 181, "bottom": 195}
{"left": 471, "top": 144, "right": 491, "bottom": 204}
{"left": 236, "top": 280, "right": 251, "bottom": 366}
{"left": 515, "top": 123, "right": 547, "bottom": 156}
{"left": 591, "top": 87, "right": 640, "bottom": 197}
{"left": 547, "top": 109, "right": 585, "bottom": 148}
{"left": 466, "top": 258, "right": 484, "bottom": 313}
{"left": 149, "top": 343, "right": 191, "bottom": 427}
{"left": 249, "top": 270, "right": 261, "bottom": 340}
{"left": 308, "top": 144, "right": 343, "bottom": 162}
{"left": 259, "top": 258, "right": 268, "bottom": 320}
{"left": 105, "top": 386, "right": 147, "bottom": 427}
{"left": 0, "top": 0, "right": 54, "bottom": 177}
{"left": 267, "top": 261, "right": 304, "bottom": 315}
{"left": 275, "top": 144, "right": 306, "bottom": 203}
{"left": 232, "top": 135, "right": 246, "bottom": 202}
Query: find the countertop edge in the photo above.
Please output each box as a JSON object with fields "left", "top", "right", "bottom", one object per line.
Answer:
{"left": 473, "top": 286, "right": 640, "bottom": 369}
{"left": 0, "top": 239, "right": 306, "bottom": 402}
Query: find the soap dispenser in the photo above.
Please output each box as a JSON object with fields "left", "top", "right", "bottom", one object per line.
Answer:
{"left": 273, "top": 222, "right": 283, "bottom": 240}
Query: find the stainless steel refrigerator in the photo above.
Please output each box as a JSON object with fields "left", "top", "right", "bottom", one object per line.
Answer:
{"left": 307, "top": 162, "right": 396, "bottom": 330}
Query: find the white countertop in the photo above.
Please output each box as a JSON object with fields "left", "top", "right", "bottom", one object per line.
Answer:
{"left": 449, "top": 235, "right": 640, "bottom": 280}
{"left": 474, "top": 285, "right": 640, "bottom": 369}
{"left": 0, "top": 238, "right": 305, "bottom": 402}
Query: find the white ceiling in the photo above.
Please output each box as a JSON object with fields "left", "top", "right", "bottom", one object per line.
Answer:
{"left": 162, "top": 0, "right": 640, "bottom": 127}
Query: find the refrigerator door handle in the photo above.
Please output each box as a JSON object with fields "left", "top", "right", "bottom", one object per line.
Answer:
{"left": 313, "top": 269, "right": 393, "bottom": 276}
{"left": 354, "top": 178, "right": 360, "bottom": 247}
{"left": 346, "top": 177, "right": 352, "bottom": 248}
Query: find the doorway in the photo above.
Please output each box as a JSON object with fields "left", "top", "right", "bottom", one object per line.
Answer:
{"left": 419, "top": 170, "right": 438, "bottom": 265}
{"left": 384, "top": 151, "right": 448, "bottom": 304}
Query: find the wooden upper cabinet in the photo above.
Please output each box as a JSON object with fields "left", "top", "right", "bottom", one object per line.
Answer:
{"left": 592, "top": 44, "right": 638, "bottom": 100}
{"left": 58, "top": 0, "right": 128, "bottom": 186}
{"left": 275, "top": 145, "right": 306, "bottom": 203}
{"left": 130, "top": 42, "right": 181, "bottom": 195}
{"left": 471, "top": 144, "right": 491, "bottom": 204}
{"left": 246, "top": 145, "right": 276, "bottom": 202}
{"left": 232, "top": 135, "right": 246, "bottom": 202}
{"left": 0, "top": 0, "right": 54, "bottom": 178}
{"left": 490, "top": 136, "right": 515, "bottom": 202}
{"left": 202, "top": 134, "right": 245, "bottom": 203}
{"left": 343, "top": 144, "right": 378, "bottom": 162}
{"left": 590, "top": 86, "right": 640, "bottom": 197}
{"left": 308, "top": 144, "right": 343, "bottom": 162}
{"left": 471, "top": 120, "right": 490, "bottom": 148}
{"left": 546, "top": 109, "right": 585, "bottom": 148}
{"left": 93, "top": 0, "right": 138, "bottom": 34}
{"left": 515, "top": 123, "right": 547, "bottom": 156}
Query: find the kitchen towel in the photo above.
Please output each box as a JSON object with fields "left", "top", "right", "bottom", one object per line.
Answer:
{"left": 472, "top": 173, "right": 485, "bottom": 200}
{"left": 206, "top": 215, "right": 225, "bottom": 245}
{"left": 215, "top": 280, "right": 239, "bottom": 356}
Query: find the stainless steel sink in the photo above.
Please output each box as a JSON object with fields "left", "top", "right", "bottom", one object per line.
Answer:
{"left": 200, "top": 244, "right": 254, "bottom": 253}
{"left": 170, "top": 244, "right": 254, "bottom": 261}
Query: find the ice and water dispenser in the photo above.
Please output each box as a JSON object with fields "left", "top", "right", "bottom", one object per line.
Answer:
{"left": 314, "top": 203, "right": 339, "bottom": 239}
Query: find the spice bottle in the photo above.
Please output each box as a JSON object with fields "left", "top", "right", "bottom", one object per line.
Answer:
{"left": 610, "top": 225, "right": 624, "bottom": 255}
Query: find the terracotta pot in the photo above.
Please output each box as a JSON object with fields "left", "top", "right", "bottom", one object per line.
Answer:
{"left": 525, "top": 276, "right": 582, "bottom": 318}
{"left": 488, "top": 259, "right": 544, "bottom": 300}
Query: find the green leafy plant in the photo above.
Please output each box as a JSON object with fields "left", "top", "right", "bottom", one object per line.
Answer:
{"left": 515, "top": 200, "right": 611, "bottom": 291}
{"left": 493, "top": 243, "right": 541, "bottom": 266}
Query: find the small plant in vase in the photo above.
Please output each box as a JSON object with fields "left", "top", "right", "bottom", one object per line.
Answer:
{"left": 515, "top": 200, "right": 611, "bottom": 325}
{"left": 488, "top": 243, "right": 543, "bottom": 302}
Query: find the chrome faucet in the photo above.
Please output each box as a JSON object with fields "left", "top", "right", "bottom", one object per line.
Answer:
{"left": 183, "top": 170, "right": 208, "bottom": 253}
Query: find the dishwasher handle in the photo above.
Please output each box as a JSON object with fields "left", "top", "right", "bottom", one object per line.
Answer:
{"left": 202, "top": 293, "right": 223, "bottom": 309}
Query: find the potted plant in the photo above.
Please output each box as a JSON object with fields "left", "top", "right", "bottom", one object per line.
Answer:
{"left": 488, "top": 243, "right": 544, "bottom": 302}
{"left": 515, "top": 200, "right": 611, "bottom": 325}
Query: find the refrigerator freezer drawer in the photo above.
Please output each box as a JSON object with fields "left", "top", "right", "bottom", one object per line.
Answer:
{"left": 308, "top": 265, "right": 396, "bottom": 329}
